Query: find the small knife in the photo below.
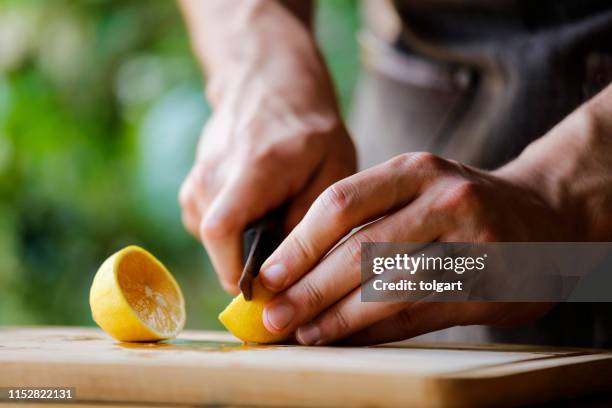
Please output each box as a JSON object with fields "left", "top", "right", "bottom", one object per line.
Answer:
{"left": 239, "top": 208, "right": 284, "bottom": 301}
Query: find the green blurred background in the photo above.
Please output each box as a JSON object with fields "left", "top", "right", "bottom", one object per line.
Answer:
{"left": 0, "top": 0, "right": 360, "bottom": 329}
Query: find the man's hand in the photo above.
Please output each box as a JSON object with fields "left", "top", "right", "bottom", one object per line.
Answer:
{"left": 257, "top": 85, "right": 612, "bottom": 345}
{"left": 257, "top": 153, "right": 562, "bottom": 344}
{"left": 179, "top": 77, "right": 355, "bottom": 294}
{"left": 178, "top": 0, "right": 356, "bottom": 293}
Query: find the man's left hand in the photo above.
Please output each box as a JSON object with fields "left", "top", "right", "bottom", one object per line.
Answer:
{"left": 256, "top": 152, "right": 568, "bottom": 345}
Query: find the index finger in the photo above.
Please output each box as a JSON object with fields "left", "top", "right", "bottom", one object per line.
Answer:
{"left": 259, "top": 153, "right": 447, "bottom": 292}
{"left": 201, "top": 169, "right": 289, "bottom": 293}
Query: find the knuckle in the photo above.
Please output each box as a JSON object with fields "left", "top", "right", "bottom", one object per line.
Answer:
{"left": 344, "top": 238, "right": 363, "bottom": 266}
{"left": 300, "top": 279, "right": 326, "bottom": 310}
{"left": 329, "top": 307, "right": 351, "bottom": 334}
{"left": 181, "top": 212, "right": 199, "bottom": 237}
{"left": 178, "top": 181, "right": 192, "bottom": 208}
{"left": 198, "top": 222, "right": 218, "bottom": 241}
{"left": 388, "top": 152, "right": 448, "bottom": 176}
{"left": 292, "top": 234, "right": 316, "bottom": 262}
{"left": 297, "top": 128, "right": 326, "bottom": 152}
{"left": 192, "top": 161, "right": 213, "bottom": 185}
{"left": 394, "top": 309, "right": 416, "bottom": 330}
{"left": 442, "top": 181, "right": 481, "bottom": 212}
{"left": 387, "top": 153, "right": 414, "bottom": 170}
{"left": 199, "top": 216, "right": 236, "bottom": 241}
{"left": 344, "top": 236, "right": 366, "bottom": 266}
{"left": 571, "top": 105, "right": 600, "bottom": 139}
{"left": 320, "top": 181, "right": 356, "bottom": 219}
{"left": 409, "top": 152, "right": 446, "bottom": 171}
{"left": 184, "top": 162, "right": 214, "bottom": 200}
{"left": 453, "top": 180, "right": 479, "bottom": 201}
{"left": 477, "top": 226, "right": 502, "bottom": 242}
{"left": 250, "top": 144, "right": 280, "bottom": 165}
{"left": 344, "top": 230, "right": 376, "bottom": 266}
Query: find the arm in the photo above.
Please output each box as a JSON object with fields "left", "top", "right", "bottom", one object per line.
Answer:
{"left": 257, "top": 83, "right": 612, "bottom": 345}
{"left": 178, "top": 0, "right": 318, "bottom": 105}
{"left": 496, "top": 84, "right": 612, "bottom": 241}
{"left": 178, "top": 0, "right": 356, "bottom": 293}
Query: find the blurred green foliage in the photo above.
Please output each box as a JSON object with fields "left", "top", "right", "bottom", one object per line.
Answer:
{"left": 0, "top": 0, "right": 359, "bottom": 329}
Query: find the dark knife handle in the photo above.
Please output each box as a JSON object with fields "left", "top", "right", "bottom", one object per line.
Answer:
{"left": 240, "top": 208, "right": 285, "bottom": 299}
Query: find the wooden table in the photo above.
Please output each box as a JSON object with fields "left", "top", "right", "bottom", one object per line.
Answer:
{"left": 1, "top": 327, "right": 612, "bottom": 407}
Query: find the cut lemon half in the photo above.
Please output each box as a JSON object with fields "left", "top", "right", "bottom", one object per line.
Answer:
{"left": 90, "top": 246, "right": 185, "bottom": 342}
{"left": 219, "top": 278, "right": 288, "bottom": 344}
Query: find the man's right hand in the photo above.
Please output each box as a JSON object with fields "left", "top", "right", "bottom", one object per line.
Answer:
{"left": 179, "top": 67, "right": 356, "bottom": 294}
{"left": 178, "top": 0, "right": 356, "bottom": 293}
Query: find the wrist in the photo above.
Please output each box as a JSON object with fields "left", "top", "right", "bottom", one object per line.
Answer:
{"left": 495, "top": 102, "right": 612, "bottom": 241}
{"left": 206, "top": 54, "right": 339, "bottom": 120}
{"left": 193, "top": 2, "right": 323, "bottom": 108}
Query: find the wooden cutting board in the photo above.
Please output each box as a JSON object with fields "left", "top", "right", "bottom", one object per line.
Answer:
{"left": 1, "top": 327, "right": 612, "bottom": 407}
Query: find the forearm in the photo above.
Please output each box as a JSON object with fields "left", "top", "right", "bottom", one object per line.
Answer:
{"left": 178, "top": 0, "right": 333, "bottom": 109}
{"left": 497, "top": 84, "right": 612, "bottom": 240}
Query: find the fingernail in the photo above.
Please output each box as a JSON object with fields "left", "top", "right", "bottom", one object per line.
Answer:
{"left": 261, "top": 264, "right": 287, "bottom": 290}
{"left": 297, "top": 324, "right": 321, "bottom": 346}
{"left": 265, "top": 302, "right": 295, "bottom": 331}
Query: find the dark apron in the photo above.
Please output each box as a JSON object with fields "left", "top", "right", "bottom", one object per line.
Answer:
{"left": 350, "top": 0, "right": 612, "bottom": 347}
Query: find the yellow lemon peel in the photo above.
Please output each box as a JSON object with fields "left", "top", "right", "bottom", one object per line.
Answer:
{"left": 219, "top": 279, "right": 288, "bottom": 344}
{"left": 90, "top": 246, "right": 185, "bottom": 342}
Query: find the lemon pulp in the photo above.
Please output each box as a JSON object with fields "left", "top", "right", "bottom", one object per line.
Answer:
{"left": 90, "top": 246, "right": 185, "bottom": 341}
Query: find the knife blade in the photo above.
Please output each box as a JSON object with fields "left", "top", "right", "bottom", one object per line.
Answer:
{"left": 239, "top": 208, "right": 284, "bottom": 301}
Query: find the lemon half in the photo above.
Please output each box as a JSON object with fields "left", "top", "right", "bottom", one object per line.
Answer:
{"left": 218, "top": 278, "right": 288, "bottom": 344}
{"left": 90, "top": 246, "right": 185, "bottom": 342}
